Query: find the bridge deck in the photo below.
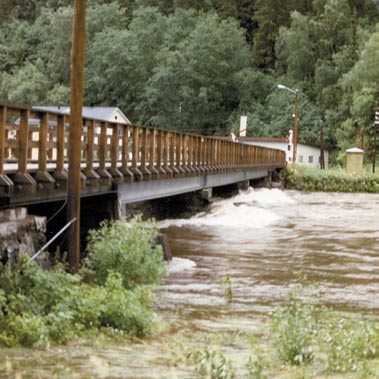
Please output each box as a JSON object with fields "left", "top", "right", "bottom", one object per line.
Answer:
{"left": 0, "top": 103, "right": 285, "bottom": 207}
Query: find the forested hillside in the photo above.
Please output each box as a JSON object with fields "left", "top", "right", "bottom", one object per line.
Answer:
{"left": 1, "top": 0, "right": 379, "bottom": 163}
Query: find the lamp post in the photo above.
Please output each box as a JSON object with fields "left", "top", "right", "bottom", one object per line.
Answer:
{"left": 278, "top": 84, "right": 299, "bottom": 162}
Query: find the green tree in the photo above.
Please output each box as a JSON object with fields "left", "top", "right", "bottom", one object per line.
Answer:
{"left": 252, "top": 0, "right": 290, "bottom": 69}
{"left": 276, "top": 11, "right": 315, "bottom": 82}
{"left": 142, "top": 12, "right": 251, "bottom": 134}
{"left": 214, "top": 0, "right": 239, "bottom": 19}
{"left": 1, "top": 61, "right": 48, "bottom": 105}
{"left": 236, "top": 0, "right": 257, "bottom": 44}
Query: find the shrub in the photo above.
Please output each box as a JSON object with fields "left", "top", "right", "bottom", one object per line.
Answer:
{"left": 0, "top": 217, "right": 166, "bottom": 347}
{"left": 285, "top": 164, "right": 379, "bottom": 193}
{"left": 188, "top": 348, "right": 236, "bottom": 379}
{"left": 82, "top": 216, "right": 166, "bottom": 289}
{"left": 321, "top": 316, "right": 379, "bottom": 373}
{"left": 270, "top": 284, "right": 320, "bottom": 365}
{"left": 75, "top": 272, "right": 155, "bottom": 337}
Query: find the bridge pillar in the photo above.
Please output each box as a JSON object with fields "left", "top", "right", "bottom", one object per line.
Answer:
{"left": 237, "top": 180, "right": 250, "bottom": 191}
{"left": 201, "top": 187, "right": 213, "bottom": 200}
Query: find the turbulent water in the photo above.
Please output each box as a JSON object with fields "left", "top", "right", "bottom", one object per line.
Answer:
{"left": 157, "top": 188, "right": 379, "bottom": 325}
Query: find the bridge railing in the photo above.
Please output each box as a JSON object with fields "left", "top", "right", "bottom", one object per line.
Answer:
{"left": 0, "top": 103, "right": 285, "bottom": 198}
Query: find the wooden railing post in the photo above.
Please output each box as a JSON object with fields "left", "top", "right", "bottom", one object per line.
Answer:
{"left": 201, "top": 138, "right": 208, "bottom": 172}
{"left": 83, "top": 119, "right": 100, "bottom": 186}
{"left": 0, "top": 106, "right": 13, "bottom": 195}
{"left": 187, "top": 135, "right": 194, "bottom": 174}
{"left": 140, "top": 127, "right": 151, "bottom": 179}
{"left": 197, "top": 137, "right": 203, "bottom": 172}
{"left": 120, "top": 125, "right": 133, "bottom": 182}
{"left": 226, "top": 141, "right": 231, "bottom": 170}
{"left": 131, "top": 126, "right": 143, "bottom": 181}
{"left": 149, "top": 128, "right": 159, "bottom": 179}
{"left": 169, "top": 132, "right": 179, "bottom": 176}
{"left": 96, "top": 121, "right": 112, "bottom": 185}
{"left": 176, "top": 133, "right": 185, "bottom": 176}
{"left": 163, "top": 130, "right": 173, "bottom": 177}
{"left": 182, "top": 134, "right": 191, "bottom": 176}
{"left": 52, "top": 114, "right": 68, "bottom": 188}
{"left": 34, "top": 112, "right": 55, "bottom": 191}
{"left": 156, "top": 129, "right": 166, "bottom": 177}
{"left": 109, "top": 123, "right": 124, "bottom": 183}
{"left": 13, "top": 109, "right": 36, "bottom": 194}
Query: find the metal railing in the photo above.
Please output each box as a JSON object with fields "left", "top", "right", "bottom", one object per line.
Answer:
{"left": 0, "top": 103, "right": 286, "bottom": 198}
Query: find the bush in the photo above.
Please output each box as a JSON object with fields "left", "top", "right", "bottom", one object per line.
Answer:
{"left": 82, "top": 216, "right": 166, "bottom": 289}
{"left": 285, "top": 164, "right": 379, "bottom": 193}
{"left": 321, "top": 316, "right": 379, "bottom": 373}
{"left": 75, "top": 272, "right": 154, "bottom": 336}
{"left": 188, "top": 348, "right": 236, "bottom": 379}
{"left": 0, "top": 217, "right": 166, "bottom": 347}
{"left": 270, "top": 284, "right": 319, "bottom": 365}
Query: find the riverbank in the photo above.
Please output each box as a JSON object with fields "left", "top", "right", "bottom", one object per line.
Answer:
{"left": 285, "top": 164, "right": 379, "bottom": 192}
{"left": 2, "top": 288, "right": 379, "bottom": 378}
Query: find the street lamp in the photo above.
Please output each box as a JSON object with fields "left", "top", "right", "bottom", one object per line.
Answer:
{"left": 277, "top": 84, "right": 299, "bottom": 162}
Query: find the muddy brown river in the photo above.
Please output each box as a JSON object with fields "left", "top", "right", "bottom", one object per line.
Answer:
{"left": 159, "top": 189, "right": 379, "bottom": 318}
{"left": 2, "top": 189, "right": 379, "bottom": 378}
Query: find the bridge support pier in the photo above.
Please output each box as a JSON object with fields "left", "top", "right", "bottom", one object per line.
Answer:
{"left": 200, "top": 187, "right": 213, "bottom": 200}
{"left": 237, "top": 180, "right": 250, "bottom": 191}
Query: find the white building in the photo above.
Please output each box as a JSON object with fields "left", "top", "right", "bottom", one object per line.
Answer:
{"left": 239, "top": 137, "right": 329, "bottom": 169}
{"left": 32, "top": 106, "right": 131, "bottom": 125}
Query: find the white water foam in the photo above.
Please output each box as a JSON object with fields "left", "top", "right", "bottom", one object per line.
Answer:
{"left": 159, "top": 188, "right": 292, "bottom": 230}
{"left": 167, "top": 257, "right": 197, "bottom": 273}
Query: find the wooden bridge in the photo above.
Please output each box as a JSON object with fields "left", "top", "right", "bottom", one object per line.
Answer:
{"left": 0, "top": 103, "right": 286, "bottom": 209}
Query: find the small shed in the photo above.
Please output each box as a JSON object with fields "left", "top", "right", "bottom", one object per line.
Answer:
{"left": 346, "top": 147, "right": 364, "bottom": 174}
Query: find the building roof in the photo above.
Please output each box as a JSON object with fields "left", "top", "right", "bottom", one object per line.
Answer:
{"left": 346, "top": 147, "right": 364, "bottom": 153}
{"left": 239, "top": 137, "right": 288, "bottom": 143}
{"left": 211, "top": 135, "right": 324, "bottom": 149}
{"left": 32, "top": 106, "right": 131, "bottom": 124}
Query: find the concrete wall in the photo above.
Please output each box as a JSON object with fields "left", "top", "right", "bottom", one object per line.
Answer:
{"left": 0, "top": 208, "right": 46, "bottom": 262}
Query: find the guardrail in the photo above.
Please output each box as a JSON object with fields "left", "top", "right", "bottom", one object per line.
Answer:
{"left": 0, "top": 103, "right": 286, "bottom": 199}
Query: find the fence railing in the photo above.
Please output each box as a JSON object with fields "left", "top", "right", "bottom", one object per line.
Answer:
{"left": 0, "top": 103, "right": 286, "bottom": 198}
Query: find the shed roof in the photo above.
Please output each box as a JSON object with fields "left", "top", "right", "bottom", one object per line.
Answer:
{"left": 346, "top": 147, "right": 364, "bottom": 153}
{"left": 32, "top": 106, "right": 131, "bottom": 124}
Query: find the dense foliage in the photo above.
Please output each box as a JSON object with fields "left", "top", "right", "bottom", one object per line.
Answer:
{"left": 1, "top": 0, "right": 379, "bottom": 160}
{"left": 0, "top": 217, "right": 166, "bottom": 347}
{"left": 285, "top": 163, "right": 379, "bottom": 192}
{"left": 82, "top": 216, "right": 166, "bottom": 289}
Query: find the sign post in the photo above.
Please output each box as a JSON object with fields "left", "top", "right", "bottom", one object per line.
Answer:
{"left": 239, "top": 116, "right": 247, "bottom": 137}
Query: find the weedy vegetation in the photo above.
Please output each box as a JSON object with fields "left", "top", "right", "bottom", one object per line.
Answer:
{"left": 285, "top": 164, "right": 379, "bottom": 193}
{"left": 167, "top": 279, "right": 379, "bottom": 378}
{"left": 0, "top": 216, "right": 166, "bottom": 348}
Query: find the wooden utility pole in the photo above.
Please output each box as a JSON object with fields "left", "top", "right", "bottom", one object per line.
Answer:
{"left": 67, "top": 0, "right": 87, "bottom": 273}
{"left": 374, "top": 101, "right": 378, "bottom": 174}
{"left": 293, "top": 90, "right": 299, "bottom": 162}
{"left": 319, "top": 119, "right": 325, "bottom": 170}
